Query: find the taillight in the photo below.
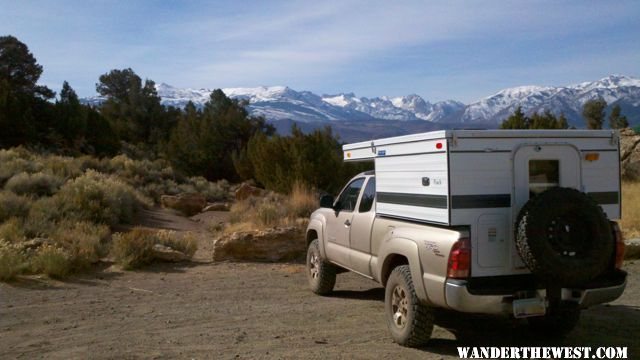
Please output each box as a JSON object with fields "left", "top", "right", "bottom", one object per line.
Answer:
{"left": 612, "top": 222, "right": 625, "bottom": 269}
{"left": 447, "top": 237, "right": 471, "bottom": 279}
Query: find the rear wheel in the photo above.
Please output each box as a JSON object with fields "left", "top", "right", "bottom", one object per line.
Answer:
{"left": 306, "top": 239, "right": 336, "bottom": 295}
{"left": 384, "top": 265, "right": 434, "bottom": 347}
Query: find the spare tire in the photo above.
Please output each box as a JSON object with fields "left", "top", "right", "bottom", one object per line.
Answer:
{"left": 515, "top": 187, "right": 613, "bottom": 286}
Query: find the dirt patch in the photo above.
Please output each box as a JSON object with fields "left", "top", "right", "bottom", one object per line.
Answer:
{"left": 1, "top": 260, "right": 639, "bottom": 359}
{"left": 1, "top": 208, "right": 637, "bottom": 359}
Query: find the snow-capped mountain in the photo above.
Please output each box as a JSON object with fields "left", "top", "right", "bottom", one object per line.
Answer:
{"left": 461, "top": 75, "right": 640, "bottom": 126}
{"left": 82, "top": 75, "right": 640, "bottom": 128}
{"left": 151, "top": 83, "right": 463, "bottom": 123}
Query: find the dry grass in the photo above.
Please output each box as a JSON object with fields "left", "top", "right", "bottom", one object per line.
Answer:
{"left": 621, "top": 181, "right": 640, "bottom": 239}
{"left": 287, "top": 181, "right": 318, "bottom": 218}
{"left": 0, "top": 218, "right": 26, "bottom": 243}
{"left": 156, "top": 230, "right": 198, "bottom": 258}
{"left": 0, "top": 240, "right": 27, "bottom": 281}
{"left": 225, "top": 183, "right": 318, "bottom": 235}
{"left": 111, "top": 228, "right": 198, "bottom": 269}
{"left": 111, "top": 228, "right": 156, "bottom": 269}
{"left": 31, "top": 244, "right": 72, "bottom": 278}
{"left": 52, "top": 221, "right": 111, "bottom": 271}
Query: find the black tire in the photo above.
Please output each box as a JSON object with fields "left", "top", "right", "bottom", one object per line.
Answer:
{"left": 306, "top": 239, "right": 336, "bottom": 295}
{"left": 515, "top": 187, "right": 614, "bottom": 286}
{"left": 384, "top": 265, "right": 434, "bottom": 347}
{"left": 528, "top": 302, "right": 580, "bottom": 337}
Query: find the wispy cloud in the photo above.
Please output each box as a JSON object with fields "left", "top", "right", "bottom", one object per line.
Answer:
{"left": 1, "top": 0, "right": 638, "bottom": 101}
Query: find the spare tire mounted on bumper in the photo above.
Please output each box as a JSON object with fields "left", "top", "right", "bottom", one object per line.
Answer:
{"left": 515, "top": 187, "right": 614, "bottom": 286}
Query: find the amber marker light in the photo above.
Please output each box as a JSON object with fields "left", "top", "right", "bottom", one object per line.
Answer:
{"left": 585, "top": 153, "right": 600, "bottom": 161}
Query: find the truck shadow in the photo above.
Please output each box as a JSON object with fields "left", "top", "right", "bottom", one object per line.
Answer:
{"left": 329, "top": 288, "right": 385, "bottom": 301}
{"left": 427, "top": 305, "right": 639, "bottom": 356}
{"left": 328, "top": 288, "right": 638, "bottom": 356}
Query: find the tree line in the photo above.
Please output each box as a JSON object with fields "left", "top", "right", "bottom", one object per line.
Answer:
{"left": 500, "top": 100, "right": 629, "bottom": 129}
{"left": 0, "top": 35, "right": 365, "bottom": 193}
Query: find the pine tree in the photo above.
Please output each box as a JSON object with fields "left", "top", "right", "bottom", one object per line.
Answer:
{"left": 500, "top": 106, "right": 528, "bottom": 129}
{"left": 557, "top": 112, "right": 569, "bottom": 129}
{"left": 166, "top": 92, "right": 273, "bottom": 181}
{"left": 582, "top": 98, "right": 607, "bottom": 129}
{"left": 55, "top": 81, "right": 86, "bottom": 148}
{"left": 96, "top": 68, "right": 164, "bottom": 144}
{"left": 0, "top": 35, "right": 54, "bottom": 147}
{"left": 608, "top": 104, "right": 629, "bottom": 129}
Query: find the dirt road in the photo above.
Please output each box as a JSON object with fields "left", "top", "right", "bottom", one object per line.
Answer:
{"left": 1, "top": 259, "right": 639, "bottom": 359}
{"left": 1, "top": 209, "right": 638, "bottom": 359}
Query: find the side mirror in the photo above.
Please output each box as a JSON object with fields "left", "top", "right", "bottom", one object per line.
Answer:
{"left": 320, "top": 194, "right": 334, "bottom": 208}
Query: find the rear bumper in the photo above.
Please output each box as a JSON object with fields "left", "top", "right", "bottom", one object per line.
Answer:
{"left": 444, "top": 270, "right": 627, "bottom": 315}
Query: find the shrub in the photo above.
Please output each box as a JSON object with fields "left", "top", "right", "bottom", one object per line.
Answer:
{"left": 0, "top": 240, "right": 26, "bottom": 281}
{"left": 0, "top": 148, "right": 43, "bottom": 185}
{"left": 52, "top": 221, "right": 111, "bottom": 270}
{"left": 111, "top": 228, "right": 156, "bottom": 269}
{"left": 41, "top": 155, "right": 83, "bottom": 180}
{"left": 4, "top": 172, "right": 64, "bottom": 196}
{"left": 24, "top": 197, "right": 57, "bottom": 237}
{"left": 156, "top": 230, "right": 198, "bottom": 258}
{"left": 184, "top": 177, "right": 230, "bottom": 201}
{"left": 0, "top": 191, "right": 31, "bottom": 222}
{"left": 287, "top": 182, "right": 318, "bottom": 218}
{"left": 0, "top": 218, "right": 26, "bottom": 243}
{"left": 53, "top": 170, "right": 152, "bottom": 226}
{"left": 227, "top": 193, "right": 292, "bottom": 232}
{"left": 257, "top": 203, "right": 283, "bottom": 227}
{"left": 111, "top": 228, "right": 198, "bottom": 269}
{"left": 31, "top": 244, "right": 72, "bottom": 278}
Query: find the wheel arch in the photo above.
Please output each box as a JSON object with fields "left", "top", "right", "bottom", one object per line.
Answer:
{"left": 377, "top": 237, "right": 430, "bottom": 304}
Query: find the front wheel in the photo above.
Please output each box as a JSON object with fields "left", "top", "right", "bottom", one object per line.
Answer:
{"left": 384, "top": 265, "right": 434, "bottom": 347}
{"left": 306, "top": 239, "right": 336, "bottom": 295}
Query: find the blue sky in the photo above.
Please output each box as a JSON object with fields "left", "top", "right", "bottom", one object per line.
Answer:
{"left": 1, "top": 0, "right": 639, "bottom": 103}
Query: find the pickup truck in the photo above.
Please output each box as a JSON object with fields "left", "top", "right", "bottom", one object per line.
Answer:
{"left": 304, "top": 130, "right": 627, "bottom": 347}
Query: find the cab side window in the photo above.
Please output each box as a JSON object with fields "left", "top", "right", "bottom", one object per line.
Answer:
{"left": 358, "top": 178, "right": 376, "bottom": 213}
{"left": 336, "top": 178, "right": 365, "bottom": 212}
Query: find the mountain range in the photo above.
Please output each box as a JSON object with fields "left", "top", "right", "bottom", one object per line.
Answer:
{"left": 83, "top": 75, "right": 640, "bottom": 141}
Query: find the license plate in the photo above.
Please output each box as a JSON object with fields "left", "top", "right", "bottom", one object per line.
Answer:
{"left": 513, "top": 298, "right": 546, "bottom": 318}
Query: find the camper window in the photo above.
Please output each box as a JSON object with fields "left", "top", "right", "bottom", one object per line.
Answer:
{"left": 529, "top": 160, "right": 559, "bottom": 197}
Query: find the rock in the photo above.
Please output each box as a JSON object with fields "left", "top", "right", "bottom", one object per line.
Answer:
{"left": 202, "top": 202, "right": 230, "bottom": 212}
{"left": 161, "top": 193, "right": 207, "bottom": 216}
{"left": 625, "top": 238, "right": 640, "bottom": 260}
{"left": 620, "top": 128, "right": 640, "bottom": 180}
{"left": 213, "top": 226, "right": 305, "bottom": 262}
{"left": 152, "top": 244, "right": 189, "bottom": 262}
{"left": 235, "top": 183, "right": 263, "bottom": 201}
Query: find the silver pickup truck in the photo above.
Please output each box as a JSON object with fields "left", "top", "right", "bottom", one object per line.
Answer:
{"left": 304, "top": 130, "right": 627, "bottom": 347}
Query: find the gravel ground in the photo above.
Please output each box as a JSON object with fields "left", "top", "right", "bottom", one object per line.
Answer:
{"left": 1, "top": 208, "right": 638, "bottom": 359}
{"left": 1, "top": 260, "right": 638, "bottom": 359}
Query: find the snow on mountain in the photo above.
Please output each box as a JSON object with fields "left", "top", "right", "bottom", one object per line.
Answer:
{"left": 81, "top": 75, "right": 640, "bottom": 127}
{"left": 461, "top": 75, "right": 640, "bottom": 125}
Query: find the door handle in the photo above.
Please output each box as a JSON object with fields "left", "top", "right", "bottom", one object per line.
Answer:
{"left": 344, "top": 220, "right": 352, "bottom": 227}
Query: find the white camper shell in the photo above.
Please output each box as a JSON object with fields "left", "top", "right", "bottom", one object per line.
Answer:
{"left": 343, "top": 130, "right": 621, "bottom": 277}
